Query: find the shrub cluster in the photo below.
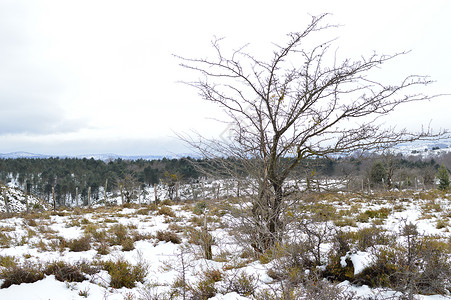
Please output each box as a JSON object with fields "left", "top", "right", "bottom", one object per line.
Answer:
{"left": 101, "top": 258, "right": 148, "bottom": 289}
{"left": 262, "top": 219, "right": 451, "bottom": 299}
{"left": 0, "top": 261, "right": 93, "bottom": 289}
{"left": 155, "top": 230, "right": 182, "bottom": 244}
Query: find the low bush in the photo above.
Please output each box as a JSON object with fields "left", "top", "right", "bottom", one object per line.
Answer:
{"left": 356, "top": 207, "right": 390, "bottom": 223}
{"left": 354, "top": 247, "right": 399, "bottom": 288}
{"left": 157, "top": 206, "right": 175, "bottom": 217}
{"left": 121, "top": 238, "right": 135, "bottom": 251}
{"left": 0, "top": 232, "right": 13, "bottom": 248}
{"left": 96, "top": 241, "right": 110, "bottom": 255}
{"left": 322, "top": 255, "right": 354, "bottom": 282}
{"left": 108, "top": 223, "right": 129, "bottom": 245}
{"left": 265, "top": 242, "right": 315, "bottom": 284}
{"left": 191, "top": 269, "right": 223, "bottom": 299}
{"left": 160, "top": 199, "right": 174, "bottom": 206}
{"left": 0, "top": 263, "right": 44, "bottom": 288}
{"left": 156, "top": 230, "right": 181, "bottom": 244}
{"left": 436, "top": 218, "right": 449, "bottom": 229}
{"left": 83, "top": 223, "right": 100, "bottom": 236}
{"left": 350, "top": 226, "right": 393, "bottom": 251}
{"left": 334, "top": 217, "right": 357, "bottom": 227}
{"left": 221, "top": 271, "right": 257, "bottom": 297}
{"left": 301, "top": 277, "right": 357, "bottom": 300}
{"left": 136, "top": 208, "right": 152, "bottom": 215}
{"left": 67, "top": 235, "right": 92, "bottom": 252}
{"left": 354, "top": 225, "right": 451, "bottom": 296}
{"left": 44, "top": 261, "right": 86, "bottom": 282}
{"left": 309, "top": 203, "right": 337, "bottom": 222}
{"left": 0, "top": 255, "right": 18, "bottom": 268}
{"left": 422, "top": 201, "right": 443, "bottom": 213}
{"left": 102, "top": 258, "right": 148, "bottom": 289}
{"left": 193, "top": 201, "right": 207, "bottom": 215}
{"left": 203, "top": 268, "right": 223, "bottom": 283}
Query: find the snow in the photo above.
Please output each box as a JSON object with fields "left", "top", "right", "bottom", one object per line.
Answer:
{"left": 0, "top": 275, "right": 107, "bottom": 300}
{"left": 210, "top": 292, "right": 250, "bottom": 300}
{"left": 344, "top": 251, "right": 373, "bottom": 275}
{"left": 0, "top": 191, "right": 450, "bottom": 299}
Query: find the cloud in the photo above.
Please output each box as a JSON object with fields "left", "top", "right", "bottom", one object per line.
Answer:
{"left": 0, "top": 2, "right": 85, "bottom": 136}
{"left": 0, "top": 0, "right": 450, "bottom": 157}
{"left": 0, "top": 85, "right": 86, "bottom": 135}
{"left": 0, "top": 133, "right": 190, "bottom": 156}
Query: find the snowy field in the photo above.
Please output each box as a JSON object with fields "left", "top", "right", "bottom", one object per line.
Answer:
{"left": 0, "top": 188, "right": 450, "bottom": 299}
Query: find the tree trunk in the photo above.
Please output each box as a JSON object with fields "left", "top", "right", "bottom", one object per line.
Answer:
{"left": 88, "top": 186, "right": 91, "bottom": 206}
{"left": 104, "top": 178, "right": 108, "bottom": 207}
{"left": 25, "top": 181, "right": 29, "bottom": 213}
{"left": 3, "top": 189, "right": 10, "bottom": 216}
{"left": 119, "top": 184, "right": 124, "bottom": 205}
{"left": 154, "top": 184, "right": 159, "bottom": 204}
{"left": 75, "top": 187, "right": 79, "bottom": 207}
{"left": 52, "top": 186, "right": 56, "bottom": 211}
{"left": 267, "top": 183, "right": 283, "bottom": 245}
{"left": 251, "top": 178, "right": 285, "bottom": 252}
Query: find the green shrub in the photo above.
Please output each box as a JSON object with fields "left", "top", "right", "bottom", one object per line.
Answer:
{"left": 222, "top": 271, "right": 257, "bottom": 297}
{"left": 96, "top": 241, "right": 110, "bottom": 255}
{"left": 190, "top": 216, "right": 203, "bottom": 227}
{"left": 0, "top": 263, "right": 44, "bottom": 288}
{"left": 309, "top": 203, "right": 337, "bottom": 222}
{"left": 191, "top": 269, "right": 222, "bottom": 299}
{"left": 193, "top": 201, "right": 207, "bottom": 215}
{"left": 323, "top": 255, "right": 354, "bottom": 282}
{"left": 44, "top": 261, "right": 86, "bottom": 282}
{"left": 422, "top": 201, "right": 443, "bottom": 213}
{"left": 354, "top": 247, "right": 399, "bottom": 288}
{"left": 83, "top": 223, "right": 100, "bottom": 236}
{"left": 203, "top": 268, "right": 223, "bottom": 283}
{"left": 355, "top": 235, "right": 451, "bottom": 296}
{"left": 436, "top": 218, "right": 449, "bottom": 229}
{"left": 121, "top": 238, "right": 135, "bottom": 251}
{"left": 156, "top": 230, "right": 181, "bottom": 244}
{"left": 351, "top": 226, "right": 392, "bottom": 251}
{"left": 0, "top": 255, "right": 18, "bottom": 268}
{"left": 157, "top": 206, "right": 175, "bottom": 217}
{"left": 437, "top": 164, "right": 450, "bottom": 191}
{"left": 108, "top": 223, "right": 129, "bottom": 245}
{"left": 0, "top": 232, "right": 12, "bottom": 248}
{"left": 92, "top": 229, "right": 107, "bottom": 243}
{"left": 102, "top": 258, "right": 147, "bottom": 289}
{"left": 334, "top": 217, "right": 357, "bottom": 227}
{"left": 160, "top": 199, "right": 174, "bottom": 206}
{"left": 416, "top": 238, "right": 451, "bottom": 294}
{"left": 68, "top": 235, "right": 91, "bottom": 252}
{"left": 136, "top": 208, "right": 151, "bottom": 215}
{"left": 80, "top": 218, "right": 91, "bottom": 225}
{"left": 356, "top": 207, "right": 390, "bottom": 223}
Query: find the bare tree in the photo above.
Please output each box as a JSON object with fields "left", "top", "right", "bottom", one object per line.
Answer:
{"left": 178, "top": 14, "right": 446, "bottom": 252}
{"left": 118, "top": 173, "right": 139, "bottom": 204}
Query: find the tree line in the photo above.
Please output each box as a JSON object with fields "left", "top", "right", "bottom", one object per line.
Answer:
{"left": 0, "top": 157, "right": 199, "bottom": 205}
{"left": 0, "top": 153, "right": 447, "bottom": 207}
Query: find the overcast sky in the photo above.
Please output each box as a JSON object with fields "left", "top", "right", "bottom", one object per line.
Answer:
{"left": 0, "top": 0, "right": 450, "bottom": 156}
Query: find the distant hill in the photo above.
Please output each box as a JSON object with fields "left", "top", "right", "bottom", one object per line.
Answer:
{"left": 0, "top": 151, "right": 170, "bottom": 161}
{"left": 394, "top": 140, "right": 451, "bottom": 157}
{"left": 1, "top": 140, "right": 451, "bottom": 161}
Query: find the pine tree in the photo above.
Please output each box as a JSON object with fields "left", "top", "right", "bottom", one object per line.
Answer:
{"left": 437, "top": 164, "right": 450, "bottom": 191}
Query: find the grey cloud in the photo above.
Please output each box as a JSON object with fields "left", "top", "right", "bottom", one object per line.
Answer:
{"left": 0, "top": 88, "right": 83, "bottom": 135}
{"left": 0, "top": 2, "right": 78, "bottom": 135}
{"left": 0, "top": 135, "right": 190, "bottom": 157}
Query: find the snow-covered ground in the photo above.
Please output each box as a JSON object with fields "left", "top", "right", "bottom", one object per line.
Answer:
{"left": 0, "top": 189, "right": 450, "bottom": 299}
